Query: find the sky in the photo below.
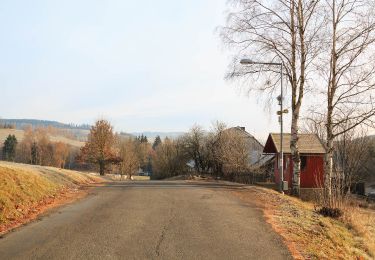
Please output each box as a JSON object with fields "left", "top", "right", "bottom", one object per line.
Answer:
{"left": 0, "top": 0, "right": 290, "bottom": 141}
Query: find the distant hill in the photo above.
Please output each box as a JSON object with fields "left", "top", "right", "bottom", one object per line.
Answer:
{"left": 0, "top": 119, "right": 185, "bottom": 143}
{"left": 118, "top": 132, "right": 135, "bottom": 138}
{"left": 0, "top": 119, "right": 91, "bottom": 130}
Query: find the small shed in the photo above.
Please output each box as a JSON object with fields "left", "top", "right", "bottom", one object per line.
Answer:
{"left": 263, "top": 133, "right": 326, "bottom": 189}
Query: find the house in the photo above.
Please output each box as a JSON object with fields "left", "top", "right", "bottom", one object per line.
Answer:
{"left": 225, "top": 126, "right": 264, "bottom": 165}
{"left": 263, "top": 133, "right": 326, "bottom": 191}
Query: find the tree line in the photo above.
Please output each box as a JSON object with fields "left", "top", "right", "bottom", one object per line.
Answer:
{"left": 77, "top": 120, "right": 257, "bottom": 180}
{"left": 152, "top": 123, "right": 255, "bottom": 180}
{"left": 77, "top": 120, "right": 152, "bottom": 177}
{"left": 0, "top": 123, "right": 16, "bottom": 129}
{"left": 0, "top": 119, "right": 91, "bottom": 130}
{"left": 1, "top": 127, "right": 78, "bottom": 168}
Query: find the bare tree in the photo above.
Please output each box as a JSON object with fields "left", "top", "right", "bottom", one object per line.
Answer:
{"left": 219, "top": 128, "right": 251, "bottom": 179}
{"left": 206, "top": 121, "right": 227, "bottom": 176}
{"left": 35, "top": 128, "right": 52, "bottom": 166}
{"left": 302, "top": 113, "right": 327, "bottom": 141}
{"left": 53, "top": 142, "right": 69, "bottom": 168}
{"left": 79, "top": 119, "right": 116, "bottom": 175}
{"left": 151, "top": 137, "right": 188, "bottom": 179}
{"left": 220, "top": 0, "right": 325, "bottom": 196}
{"left": 182, "top": 125, "right": 210, "bottom": 173}
{"left": 119, "top": 138, "right": 140, "bottom": 180}
{"left": 334, "top": 128, "right": 372, "bottom": 192}
{"left": 16, "top": 126, "right": 34, "bottom": 163}
{"left": 134, "top": 138, "right": 152, "bottom": 173}
{"left": 319, "top": 0, "right": 375, "bottom": 203}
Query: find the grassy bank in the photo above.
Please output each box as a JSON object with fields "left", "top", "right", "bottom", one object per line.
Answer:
{"left": 0, "top": 161, "right": 102, "bottom": 230}
{"left": 231, "top": 186, "right": 375, "bottom": 259}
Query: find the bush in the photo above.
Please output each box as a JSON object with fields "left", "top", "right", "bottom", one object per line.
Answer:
{"left": 318, "top": 207, "right": 343, "bottom": 218}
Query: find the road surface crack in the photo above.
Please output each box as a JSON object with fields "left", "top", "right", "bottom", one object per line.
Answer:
{"left": 155, "top": 204, "right": 176, "bottom": 257}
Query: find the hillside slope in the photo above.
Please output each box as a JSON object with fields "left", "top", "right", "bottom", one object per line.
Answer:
{"left": 0, "top": 161, "right": 102, "bottom": 233}
{"left": 0, "top": 129, "right": 84, "bottom": 148}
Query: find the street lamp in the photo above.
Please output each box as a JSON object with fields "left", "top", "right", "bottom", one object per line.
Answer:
{"left": 240, "top": 59, "right": 287, "bottom": 193}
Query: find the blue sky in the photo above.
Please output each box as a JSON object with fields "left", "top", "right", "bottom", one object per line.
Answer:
{"left": 0, "top": 0, "right": 289, "bottom": 140}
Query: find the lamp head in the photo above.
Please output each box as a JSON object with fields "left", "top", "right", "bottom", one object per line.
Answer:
{"left": 240, "top": 59, "right": 254, "bottom": 65}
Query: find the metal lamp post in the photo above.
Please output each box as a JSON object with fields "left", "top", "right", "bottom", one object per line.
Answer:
{"left": 240, "top": 59, "right": 287, "bottom": 193}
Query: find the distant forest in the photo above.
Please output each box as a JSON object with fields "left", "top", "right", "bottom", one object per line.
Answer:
{"left": 0, "top": 119, "right": 91, "bottom": 130}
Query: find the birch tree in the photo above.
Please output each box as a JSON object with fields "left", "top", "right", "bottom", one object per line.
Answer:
{"left": 220, "top": 0, "right": 324, "bottom": 196}
{"left": 320, "top": 0, "right": 375, "bottom": 203}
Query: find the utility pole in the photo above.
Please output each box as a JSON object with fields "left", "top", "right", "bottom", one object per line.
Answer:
{"left": 240, "top": 59, "right": 288, "bottom": 193}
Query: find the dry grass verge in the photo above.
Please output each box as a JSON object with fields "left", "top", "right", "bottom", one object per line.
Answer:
{"left": 342, "top": 203, "right": 375, "bottom": 257}
{"left": 231, "top": 186, "right": 374, "bottom": 259}
{"left": 0, "top": 161, "right": 103, "bottom": 234}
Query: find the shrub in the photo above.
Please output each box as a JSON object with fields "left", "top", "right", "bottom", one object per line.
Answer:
{"left": 317, "top": 206, "right": 343, "bottom": 218}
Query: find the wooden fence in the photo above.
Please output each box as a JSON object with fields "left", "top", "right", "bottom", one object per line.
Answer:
{"left": 229, "top": 172, "right": 274, "bottom": 185}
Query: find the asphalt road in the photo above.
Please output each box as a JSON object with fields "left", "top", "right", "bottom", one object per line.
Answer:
{"left": 0, "top": 180, "right": 291, "bottom": 260}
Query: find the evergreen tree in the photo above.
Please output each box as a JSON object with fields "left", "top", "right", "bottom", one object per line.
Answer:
{"left": 152, "top": 135, "right": 162, "bottom": 150}
{"left": 31, "top": 141, "right": 39, "bottom": 165}
{"left": 137, "top": 134, "right": 148, "bottom": 143}
{"left": 146, "top": 155, "right": 153, "bottom": 174}
{"left": 2, "top": 134, "right": 17, "bottom": 161}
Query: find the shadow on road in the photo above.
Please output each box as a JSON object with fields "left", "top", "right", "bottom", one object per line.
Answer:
{"left": 85, "top": 180, "right": 249, "bottom": 191}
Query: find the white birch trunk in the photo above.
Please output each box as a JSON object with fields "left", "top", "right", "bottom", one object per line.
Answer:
{"left": 291, "top": 110, "right": 301, "bottom": 196}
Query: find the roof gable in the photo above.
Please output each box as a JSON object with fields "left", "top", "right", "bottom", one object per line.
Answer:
{"left": 263, "top": 133, "right": 326, "bottom": 154}
{"left": 226, "top": 127, "right": 264, "bottom": 149}
{"left": 263, "top": 134, "right": 277, "bottom": 153}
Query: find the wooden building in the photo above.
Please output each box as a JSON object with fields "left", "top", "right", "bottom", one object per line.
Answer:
{"left": 263, "top": 133, "right": 326, "bottom": 190}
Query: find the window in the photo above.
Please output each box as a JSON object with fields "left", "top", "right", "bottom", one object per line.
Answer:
{"left": 301, "top": 156, "right": 307, "bottom": 171}
{"left": 285, "top": 157, "right": 289, "bottom": 170}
